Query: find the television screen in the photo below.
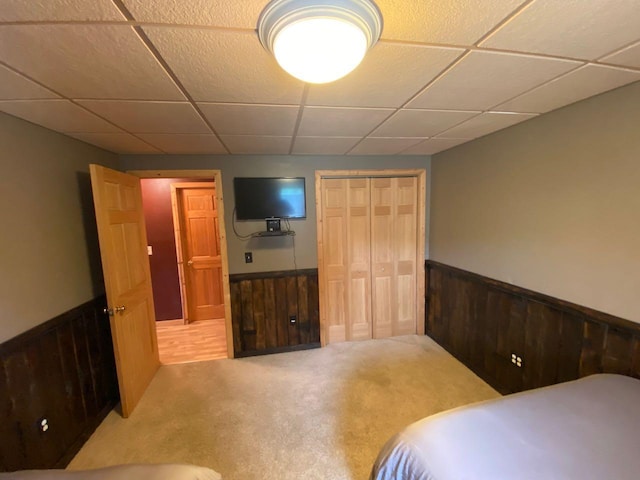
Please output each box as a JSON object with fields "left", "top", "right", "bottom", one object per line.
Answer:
{"left": 234, "top": 177, "right": 306, "bottom": 220}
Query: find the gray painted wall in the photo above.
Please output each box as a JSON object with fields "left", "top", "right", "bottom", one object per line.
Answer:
{"left": 430, "top": 81, "right": 640, "bottom": 324}
{"left": 120, "top": 155, "right": 431, "bottom": 274}
{"left": 0, "top": 112, "right": 119, "bottom": 342}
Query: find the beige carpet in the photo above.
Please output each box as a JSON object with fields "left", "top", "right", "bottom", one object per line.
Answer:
{"left": 69, "top": 335, "right": 498, "bottom": 479}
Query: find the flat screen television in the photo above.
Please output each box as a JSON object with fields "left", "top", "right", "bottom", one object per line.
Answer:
{"left": 234, "top": 177, "right": 306, "bottom": 220}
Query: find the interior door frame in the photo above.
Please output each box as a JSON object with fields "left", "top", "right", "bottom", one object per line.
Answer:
{"left": 129, "top": 170, "right": 235, "bottom": 359}
{"left": 315, "top": 169, "right": 427, "bottom": 347}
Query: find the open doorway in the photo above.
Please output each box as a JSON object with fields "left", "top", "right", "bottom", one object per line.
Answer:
{"left": 133, "top": 170, "right": 233, "bottom": 364}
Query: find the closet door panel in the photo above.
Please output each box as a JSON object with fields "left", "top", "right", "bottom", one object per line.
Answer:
{"left": 371, "top": 178, "right": 394, "bottom": 338}
{"left": 394, "top": 177, "right": 418, "bottom": 335}
{"left": 326, "top": 281, "right": 346, "bottom": 342}
{"left": 347, "top": 179, "right": 372, "bottom": 341}
{"left": 321, "top": 179, "right": 349, "bottom": 343}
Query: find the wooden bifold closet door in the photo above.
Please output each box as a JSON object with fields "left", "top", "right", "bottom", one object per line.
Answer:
{"left": 319, "top": 176, "right": 419, "bottom": 344}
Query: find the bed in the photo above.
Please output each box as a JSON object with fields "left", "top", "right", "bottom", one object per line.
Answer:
{"left": 371, "top": 374, "right": 640, "bottom": 480}
{"left": 0, "top": 464, "right": 221, "bottom": 479}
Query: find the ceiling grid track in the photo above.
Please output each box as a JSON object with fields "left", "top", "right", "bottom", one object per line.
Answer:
{"left": 0, "top": 60, "right": 166, "bottom": 153}
{"left": 110, "top": 0, "right": 232, "bottom": 154}
{"left": 472, "top": 0, "right": 536, "bottom": 47}
{"left": 288, "top": 84, "right": 310, "bottom": 155}
{"left": 2, "top": 0, "right": 639, "bottom": 155}
{"left": 345, "top": 49, "right": 476, "bottom": 155}
{"left": 354, "top": 0, "right": 544, "bottom": 154}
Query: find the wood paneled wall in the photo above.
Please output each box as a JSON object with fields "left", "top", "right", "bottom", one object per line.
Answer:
{"left": 230, "top": 269, "right": 320, "bottom": 357}
{"left": 0, "top": 297, "right": 118, "bottom": 471}
{"left": 426, "top": 261, "right": 640, "bottom": 394}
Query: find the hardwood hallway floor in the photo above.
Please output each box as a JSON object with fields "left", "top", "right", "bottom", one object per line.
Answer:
{"left": 156, "top": 317, "right": 228, "bottom": 365}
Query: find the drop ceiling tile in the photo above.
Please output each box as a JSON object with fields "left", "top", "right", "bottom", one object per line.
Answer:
{"left": 138, "top": 134, "right": 227, "bottom": 154}
{"left": 0, "top": 100, "right": 122, "bottom": 133}
{"left": 220, "top": 135, "right": 291, "bottom": 155}
{"left": 376, "top": 0, "right": 526, "bottom": 44}
{"left": 480, "top": 0, "right": 640, "bottom": 60}
{"left": 143, "top": 27, "right": 304, "bottom": 104}
{"left": 0, "top": 25, "right": 184, "bottom": 100}
{"left": 298, "top": 107, "right": 394, "bottom": 137}
{"left": 438, "top": 112, "right": 536, "bottom": 139}
{"left": 349, "top": 137, "right": 425, "bottom": 155}
{"left": 67, "top": 132, "right": 161, "bottom": 154}
{"left": 0, "top": 65, "right": 59, "bottom": 100}
{"left": 496, "top": 64, "right": 640, "bottom": 114}
{"left": 77, "top": 100, "right": 210, "bottom": 134}
{"left": 402, "top": 138, "right": 471, "bottom": 155}
{"left": 408, "top": 51, "right": 581, "bottom": 111}
{"left": 601, "top": 41, "right": 640, "bottom": 69}
{"left": 306, "top": 44, "right": 464, "bottom": 108}
{"left": 122, "top": 0, "right": 265, "bottom": 28}
{"left": 292, "top": 136, "right": 362, "bottom": 155}
{"left": 0, "top": 0, "right": 126, "bottom": 21}
{"left": 372, "top": 109, "right": 479, "bottom": 137}
{"left": 198, "top": 103, "right": 299, "bottom": 136}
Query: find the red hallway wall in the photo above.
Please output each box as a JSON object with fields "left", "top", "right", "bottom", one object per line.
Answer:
{"left": 141, "top": 178, "right": 182, "bottom": 321}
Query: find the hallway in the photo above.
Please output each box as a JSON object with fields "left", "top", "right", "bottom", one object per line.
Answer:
{"left": 156, "top": 318, "right": 228, "bottom": 364}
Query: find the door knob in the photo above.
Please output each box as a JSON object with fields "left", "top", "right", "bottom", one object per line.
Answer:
{"left": 187, "top": 260, "right": 194, "bottom": 266}
{"left": 104, "top": 306, "right": 126, "bottom": 316}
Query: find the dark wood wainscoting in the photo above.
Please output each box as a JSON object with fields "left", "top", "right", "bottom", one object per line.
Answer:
{"left": 230, "top": 269, "right": 320, "bottom": 357}
{"left": 0, "top": 296, "right": 118, "bottom": 472}
{"left": 426, "top": 261, "right": 640, "bottom": 395}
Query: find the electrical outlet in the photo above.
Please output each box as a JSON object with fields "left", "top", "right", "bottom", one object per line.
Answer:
{"left": 289, "top": 315, "right": 297, "bottom": 324}
{"left": 244, "top": 252, "right": 253, "bottom": 263}
{"left": 38, "top": 417, "right": 49, "bottom": 433}
{"left": 511, "top": 353, "right": 523, "bottom": 368}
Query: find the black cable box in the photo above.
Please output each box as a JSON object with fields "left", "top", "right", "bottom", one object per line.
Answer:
{"left": 266, "top": 217, "right": 281, "bottom": 232}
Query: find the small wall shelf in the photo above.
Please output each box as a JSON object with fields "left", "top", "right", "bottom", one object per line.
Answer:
{"left": 252, "top": 230, "right": 295, "bottom": 238}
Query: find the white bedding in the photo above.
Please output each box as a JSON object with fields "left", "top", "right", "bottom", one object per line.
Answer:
{"left": 0, "top": 464, "right": 221, "bottom": 480}
{"left": 371, "top": 374, "right": 640, "bottom": 480}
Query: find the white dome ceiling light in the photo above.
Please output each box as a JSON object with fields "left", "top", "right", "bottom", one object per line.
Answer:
{"left": 257, "top": 0, "right": 383, "bottom": 84}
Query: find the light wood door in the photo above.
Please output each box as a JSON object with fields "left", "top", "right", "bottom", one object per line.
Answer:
{"left": 347, "top": 178, "right": 372, "bottom": 341}
{"left": 371, "top": 178, "right": 394, "bottom": 339}
{"left": 320, "top": 178, "right": 373, "bottom": 343}
{"left": 392, "top": 177, "right": 419, "bottom": 335}
{"left": 320, "top": 179, "right": 349, "bottom": 343}
{"left": 89, "top": 164, "right": 160, "bottom": 417}
{"left": 318, "top": 173, "right": 421, "bottom": 345}
{"left": 371, "top": 177, "right": 418, "bottom": 338}
{"left": 180, "top": 187, "right": 224, "bottom": 321}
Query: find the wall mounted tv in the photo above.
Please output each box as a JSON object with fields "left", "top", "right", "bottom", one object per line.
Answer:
{"left": 234, "top": 177, "right": 306, "bottom": 220}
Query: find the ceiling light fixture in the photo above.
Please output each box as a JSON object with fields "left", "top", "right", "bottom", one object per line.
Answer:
{"left": 257, "top": 0, "right": 383, "bottom": 84}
